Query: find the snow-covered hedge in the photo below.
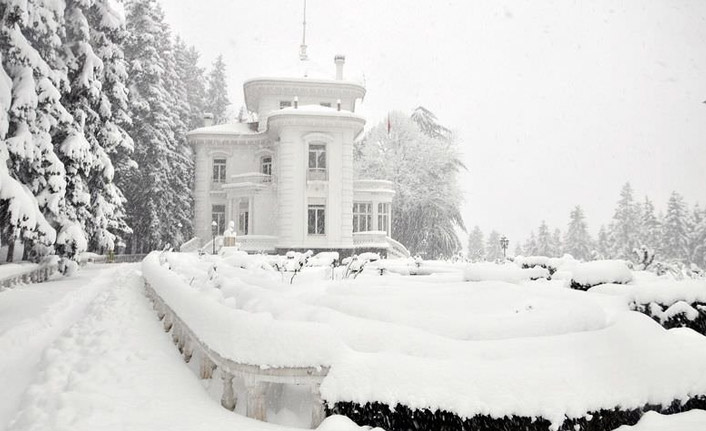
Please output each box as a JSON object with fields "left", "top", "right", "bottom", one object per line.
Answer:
{"left": 591, "top": 280, "right": 706, "bottom": 335}
{"left": 464, "top": 262, "right": 550, "bottom": 283}
{"left": 570, "top": 260, "right": 633, "bottom": 290}
{"left": 142, "top": 253, "right": 341, "bottom": 368}
{"left": 329, "top": 396, "right": 706, "bottom": 431}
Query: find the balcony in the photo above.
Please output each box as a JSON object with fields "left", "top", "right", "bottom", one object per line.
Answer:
{"left": 307, "top": 168, "right": 328, "bottom": 181}
{"left": 230, "top": 172, "right": 273, "bottom": 184}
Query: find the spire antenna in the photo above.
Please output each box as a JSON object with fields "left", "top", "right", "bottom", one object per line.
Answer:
{"left": 299, "top": 0, "right": 309, "bottom": 61}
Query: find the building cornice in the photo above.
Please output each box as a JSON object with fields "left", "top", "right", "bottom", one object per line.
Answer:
{"left": 244, "top": 78, "right": 366, "bottom": 112}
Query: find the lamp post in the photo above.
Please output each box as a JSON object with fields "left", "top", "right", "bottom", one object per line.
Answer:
{"left": 500, "top": 236, "right": 509, "bottom": 260}
{"left": 211, "top": 220, "right": 218, "bottom": 254}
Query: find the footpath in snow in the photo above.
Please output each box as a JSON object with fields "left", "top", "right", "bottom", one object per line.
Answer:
{"left": 0, "top": 264, "right": 123, "bottom": 430}
{"left": 2, "top": 264, "right": 374, "bottom": 431}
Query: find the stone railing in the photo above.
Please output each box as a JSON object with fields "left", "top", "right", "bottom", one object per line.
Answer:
{"left": 179, "top": 237, "right": 202, "bottom": 253}
{"left": 352, "top": 179, "right": 395, "bottom": 193}
{"left": 353, "top": 231, "right": 390, "bottom": 249}
{"left": 229, "top": 172, "right": 273, "bottom": 185}
{"left": 143, "top": 280, "right": 328, "bottom": 427}
{"left": 0, "top": 262, "right": 58, "bottom": 290}
{"left": 387, "top": 236, "right": 411, "bottom": 258}
{"left": 237, "top": 235, "right": 277, "bottom": 253}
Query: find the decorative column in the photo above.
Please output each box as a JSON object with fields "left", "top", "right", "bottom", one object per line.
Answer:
{"left": 311, "top": 383, "right": 326, "bottom": 428}
{"left": 199, "top": 353, "right": 216, "bottom": 379}
{"left": 245, "top": 380, "right": 268, "bottom": 421}
{"left": 221, "top": 372, "right": 237, "bottom": 411}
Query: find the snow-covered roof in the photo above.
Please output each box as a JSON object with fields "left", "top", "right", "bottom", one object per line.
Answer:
{"left": 186, "top": 122, "right": 262, "bottom": 138}
{"left": 252, "top": 56, "right": 364, "bottom": 84}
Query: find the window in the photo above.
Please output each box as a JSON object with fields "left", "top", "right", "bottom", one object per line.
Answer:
{"left": 307, "top": 205, "right": 325, "bottom": 235}
{"left": 212, "top": 204, "right": 226, "bottom": 235}
{"left": 353, "top": 202, "right": 372, "bottom": 233}
{"left": 320, "top": 102, "right": 331, "bottom": 108}
{"left": 378, "top": 203, "right": 390, "bottom": 236}
{"left": 261, "top": 156, "right": 272, "bottom": 177}
{"left": 279, "top": 101, "right": 292, "bottom": 109}
{"left": 238, "top": 200, "right": 249, "bottom": 235}
{"left": 212, "top": 158, "right": 226, "bottom": 183}
{"left": 308, "top": 143, "right": 327, "bottom": 180}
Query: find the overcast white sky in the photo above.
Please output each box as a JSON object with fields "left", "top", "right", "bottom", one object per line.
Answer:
{"left": 162, "top": 0, "right": 706, "bottom": 247}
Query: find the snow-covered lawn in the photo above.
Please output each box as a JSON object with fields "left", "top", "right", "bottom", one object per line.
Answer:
{"left": 147, "top": 252, "right": 706, "bottom": 429}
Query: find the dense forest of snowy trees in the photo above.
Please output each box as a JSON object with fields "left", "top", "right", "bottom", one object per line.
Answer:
{"left": 471, "top": 182, "right": 706, "bottom": 269}
{"left": 355, "top": 107, "right": 466, "bottom": 259}
{"left": 0, "top": 0, "right": 230, "bottom": 261}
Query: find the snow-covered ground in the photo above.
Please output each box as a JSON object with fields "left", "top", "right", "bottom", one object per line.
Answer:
{"left": 0, "top": 263, "right": 377, "bottom": 431}
{"left": 2, "top": 255, "right": 706, "bottom": 430}
{"left": 146, "top": 252, "right": 706, "bottom": 429}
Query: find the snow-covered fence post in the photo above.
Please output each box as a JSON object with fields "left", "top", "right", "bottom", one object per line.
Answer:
{"left": 245, "top": 380, "right": 268, "bottom": 421}
{"left": 311, "top": 383, "right": 326, "bottom": 428}
{"left": 221, "top": 372, "right": 237, "bottom": 411}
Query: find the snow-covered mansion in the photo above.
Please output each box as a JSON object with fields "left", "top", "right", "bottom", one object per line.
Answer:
{"left": 186, "top": 56, "right": 409, "bottom": 258}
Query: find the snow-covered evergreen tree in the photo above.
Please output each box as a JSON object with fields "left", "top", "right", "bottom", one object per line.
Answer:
{"left": 564, "top": 205, "right": 592, "bottom": 260}
{"left": 637, "top": 196, "right": 661, "bottom": 256}
{"left": 86, "top": 0, "right": 134, "bottom": 252}
{"left": 410, "top": 106, "right": 451, "bottom": 141}
{"left": 513, "top": 242, "right": 523, "bottom": 257}
{"left": 122, "top": 0, "right": 177, "bottom": 252}
{"left": 609, "top": 182, "right": 641, "bottom": 259}
{"left": 535, "top": 221, "right": 552, "bottom": 256}
{"left": 355, "top": 109, "right": 465, "bottom": 258}
{"left": 596, "top": 224, "right": 610, "bottom": 259}
{"left": 551, "top": 228, "right": 563, "bottom": 257}
{"left": 0, "top": 0, "right": 75, "bottom": 259}
{"left": 467, "top": 225, "right": 485, "bottom": 262}
{"left": 523, "top": 231, "right": 538, "bottom": 256}
{"left": 174, "top": 37, "right": 206, "bottom": 130}
{"left": 486, "top": 230, "right": 502, "bottom": 261}
{"left": 691, "top": 206, "right": 706, "bottom": 268}
{"left": 662, "top": 191, "right": 689, "bottom": 262}
{"left": 204, "top": 54, "right": 229, "bottom": 124}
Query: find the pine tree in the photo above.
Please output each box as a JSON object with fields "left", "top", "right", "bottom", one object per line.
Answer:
{"left": 638, "top": 196, "right": 661, "bottom": 255}
{"left": 596, "top": 224, "right": 610, "bottom": 259}
{"left": 692, "top": 206, "right": 706, "bottom": 269}
{"left": 1, "top": 0, "right": 74, "bottom": 260}
{"left": 551, "top": 228, "right": 563, "bottom": 257}
{"left": 523, "top": 231, "right": 538, "bottom": 256}
{"left": 410, "top": 106, "right": 451, "bottom": 141}
{"left": 122, "top": 0, "right": 176, "bottom": 252}
{"left": 467, "top": 225, "right": 485, "bottom": 262}
{"left": 609, "top": 182, "right": 641, "bottom": 259}
{"left": 205, "top": 54, "right": 229, "bottom": 124}
{"left": 486, "top": 230, "right": 502, "bottom": 261}
{"left": 564, "top": 205, "right": 592, "bottom": 260}
{"left": 535, "top": 221, "right": 552, "bottom": 256}
{"left": 174, "top": 38, "right": 206, "bottom": 130}
{"left": 513, "top": 242, "right": 523, "bottom": 257}
{"left": 662, "top": 191, "right": 689, "bottom": 262}
{"left": 86, "top": 0, "right": 134, "bottom": 252}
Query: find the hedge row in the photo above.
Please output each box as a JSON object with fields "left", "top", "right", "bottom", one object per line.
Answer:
{"left": 327, "top": 395, "right": 706, "bottom": 431}
{"left": 635, "top": 301, "right": 706, "bottom": 336}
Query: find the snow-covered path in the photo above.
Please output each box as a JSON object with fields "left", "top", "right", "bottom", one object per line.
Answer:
{"left": 1, "top": 265, "right": 362, "bottom": 431}
{"left": 0, "top": 265, "right": 121, "bottom": 430}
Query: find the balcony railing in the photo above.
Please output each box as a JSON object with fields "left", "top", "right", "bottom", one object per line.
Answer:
{"left": 229, "top": 172, "right": 273, "bottom": 185}
{"left": 307, "top": 168, "right": 328, "bottom": 181}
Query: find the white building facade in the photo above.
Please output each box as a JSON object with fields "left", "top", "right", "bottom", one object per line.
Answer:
{"left": 187, "top": 56, "right": 409, "bottom": 258}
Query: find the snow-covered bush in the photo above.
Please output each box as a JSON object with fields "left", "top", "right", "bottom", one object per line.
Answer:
{"left": 570, "top": 260, "right": 633, "bottom": 290}
{"left": 464, "top": 263, "right": 549, "bottom": 283}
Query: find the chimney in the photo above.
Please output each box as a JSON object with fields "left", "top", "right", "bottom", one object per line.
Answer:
{"left": 334, "top": 54, "right": 345, "bottom": 80}
{"left": 203, "top": 113, "right": 214, "bottom": 127}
